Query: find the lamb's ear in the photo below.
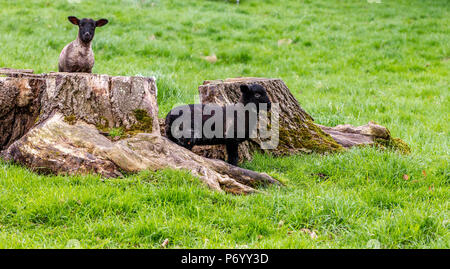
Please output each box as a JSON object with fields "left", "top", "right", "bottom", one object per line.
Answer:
{"left": 95, "top": 19, "right": 109, "bottom": 27}
{"left": 240, "top": 84, "right": 250, "bottom": 94}
{"left": 68, "top": 16, "right": 80, "bottom": 26}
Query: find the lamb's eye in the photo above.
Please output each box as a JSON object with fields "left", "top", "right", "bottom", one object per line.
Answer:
{"left": 254, "top": 93, "right": 261, "bottom": 98}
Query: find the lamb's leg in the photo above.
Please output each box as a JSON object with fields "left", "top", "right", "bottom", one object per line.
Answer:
{"left": 226, "top": 143, "right": 239, "bottom": 166}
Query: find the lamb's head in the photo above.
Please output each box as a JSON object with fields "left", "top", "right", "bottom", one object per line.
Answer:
{"left": 68, "top": 16, "right": 108, "bottom": 44}
{"left": 240, "top": 84, "right": 271, "bottom": 111}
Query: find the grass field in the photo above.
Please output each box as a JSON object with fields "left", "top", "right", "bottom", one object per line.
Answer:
{"left": 0, "top": 0, "right": 449, "bottom": 248}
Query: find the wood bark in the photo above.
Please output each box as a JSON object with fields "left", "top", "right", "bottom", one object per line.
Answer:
{"left": 1, "top": 71, "right": 280, "bottom": 194}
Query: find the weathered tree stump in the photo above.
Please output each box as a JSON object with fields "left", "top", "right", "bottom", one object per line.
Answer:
{"left": 194, "top": 77, "right": 341, "bottom": 162}
{"left": 194, "top": 77, "right": 409, "bottom": 162}
{"left": 0, "top": 70, "right": 280, "bottom": 194}
{"left": 40, "top": 72, "right": 160, "bottom": 133}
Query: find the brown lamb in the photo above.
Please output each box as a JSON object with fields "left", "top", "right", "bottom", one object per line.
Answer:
{"left": 58, "top": 16, "right": 108, "bottom": 73}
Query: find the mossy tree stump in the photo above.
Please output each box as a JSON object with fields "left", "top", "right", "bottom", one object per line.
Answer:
{"left": 193, "top": 77, "right": 342, "bottom": 162}
{"left": 0, "top": 70, "right": 280, "bottom": 194}
{"left": 193, "top": 77, "right": 409, "bottom": 162}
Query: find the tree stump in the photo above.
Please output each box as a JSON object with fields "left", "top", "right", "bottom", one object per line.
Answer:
{"left": 194, "top": 77, "right": 409, "bottom": 162}
{"left": 40, "top": 72, "right": 160, "bottom": 133}
{"left": 194, "top": 77, "right": 341, "bottom": 162}
{"left": 0, "top": 70, "right": 280, "bottom": 194}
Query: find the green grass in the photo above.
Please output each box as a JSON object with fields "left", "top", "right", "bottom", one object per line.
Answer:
{"left": 0, "top": 0, "right": 449, "bottom": 248}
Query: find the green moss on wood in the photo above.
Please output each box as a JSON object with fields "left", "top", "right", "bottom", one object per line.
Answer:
{"left": 64, "top": 115, "right": 77, "bottom": 125}
{"left": 131, "top": 109, "right": 153, "bottom": 133}
{"left": 277, "top": 115, "right": 343, "bottom": 154}
{"left": 108, "top": 127, "right": 124, "bottom": 138}
{"left": 375, "top": 137, "right": 411, "bottom": 155}
{"left": 96, "top": 117, "right": 110, "bottom": 133}
{"left": 98, "top": 110, "right": 154, "bottom": 141}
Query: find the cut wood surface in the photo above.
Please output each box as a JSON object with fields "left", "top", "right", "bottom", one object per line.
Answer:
{"left": 0, "top": 68, "right": 34, "bottom": 75}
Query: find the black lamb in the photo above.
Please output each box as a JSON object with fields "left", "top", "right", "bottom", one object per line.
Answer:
{"left": 165, "top": 84, "right": 271, "bottom": 166}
